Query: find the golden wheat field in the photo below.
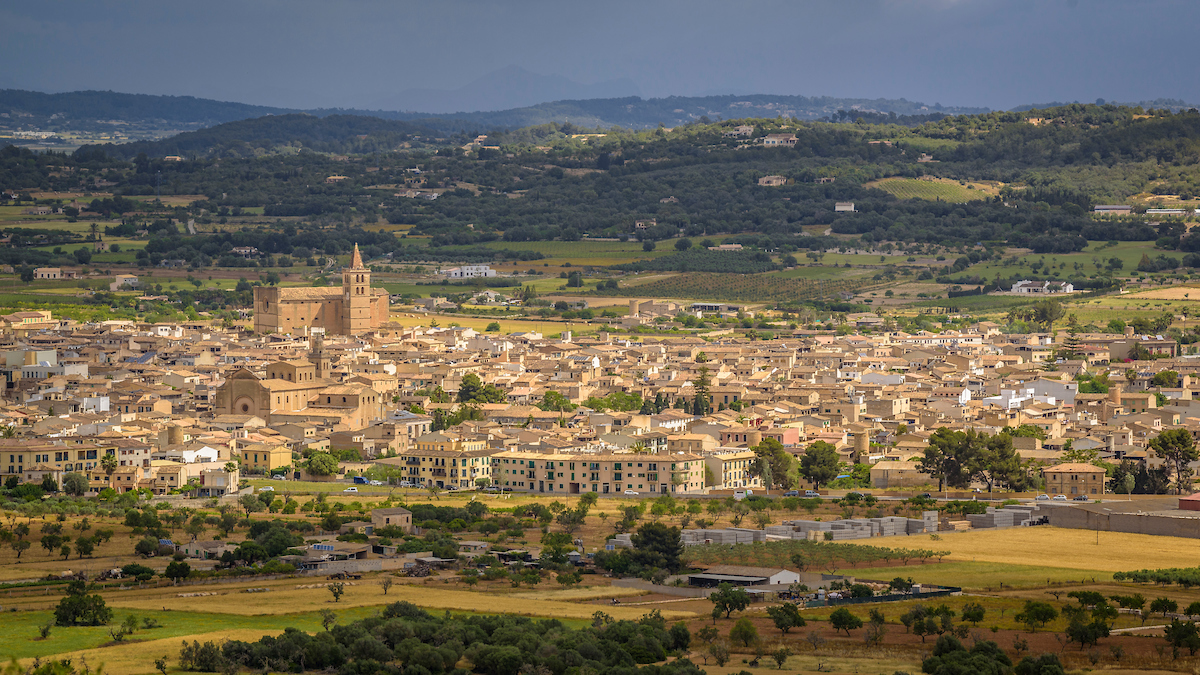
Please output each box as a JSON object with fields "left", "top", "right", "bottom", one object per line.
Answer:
{"left": 842, "top": 526, "right": 1200, "bottom": 572}
{"left": 105, "top": 579, "right": 694, "bottom": 622}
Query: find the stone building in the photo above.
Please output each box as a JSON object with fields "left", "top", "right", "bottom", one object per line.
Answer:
{"left": 253, "top": 244, "right": 388, "bottom": 335}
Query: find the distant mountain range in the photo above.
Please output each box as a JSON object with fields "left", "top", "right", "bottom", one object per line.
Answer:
{"left": 0, "top": 87, "right": 989, "bottom": 136}
{"left": 4, "top": 85, "right": 1195, "bottom": 145}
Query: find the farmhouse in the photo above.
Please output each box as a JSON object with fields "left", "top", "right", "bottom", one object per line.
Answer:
{"left": 1093, "top": 205, "right": 1132, "bottom": 215}
{"left": 441, "top": 264, "right": 496, "bottom": 278}
{"left": 835, "top": 202, "right": 856, "bottom": 213}
{"left": 1011, "top": 280, "right": 1074, "bottom": 294}
{"left": 1043, "top": 462, "right": 1106, "bottom": 497}
{"left": 34, "top": 267, "right": 61, "bottom": 280}
{"left": 762, "top": 133, "right": 797, "bottom": 148}
{"left": 757, "top": 175, "right": 787, "bottom": 186}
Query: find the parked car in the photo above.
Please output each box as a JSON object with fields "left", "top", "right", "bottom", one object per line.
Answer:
{"left": 271, "top": 475, "right": 286, "bottom": 480}
{"left": 369, "top": 480, "right": 383, "bottom": 486}
{"left": 398, "top": 481, "right": 414, "bottom": 488}
{"left": 804, "top": 490, "right": 821, "bottom": 498}
{"left": 259, "top": 486, "right": 274, "bottom": 492}
{"left": 482, "top": 486, "right": 500, "bottom": 493}
{"left": 1052, "top": 494, "right": 1067, "bottom": 501}
{"left": 783, "top": 490, "right": 800, "bottom": 497}
{"left": 1035, "top": 494, "right": 1050, "bottom": 501}
{"left": 623, "top": 489, "right": 639, "bottom": 495}
{"left": 343, "top": 487, "right": 358, "bottom": 493}
{"left": 1073, "top": 495, "right": 1091, "bottom": 501}
{"left": 500, "top": 487, "right": 513, "bottom": 492}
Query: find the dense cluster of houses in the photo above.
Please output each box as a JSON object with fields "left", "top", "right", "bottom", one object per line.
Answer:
{"left": 0, "top": 310, "right": 1195, "bottom": 502}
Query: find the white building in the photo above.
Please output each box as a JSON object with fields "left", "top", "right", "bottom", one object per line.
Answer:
{"left": 1011, "top": 280, "right": 1074, "bottom": 294}
{"left": 442, "top": 265, "right": 496, "bottom": 278}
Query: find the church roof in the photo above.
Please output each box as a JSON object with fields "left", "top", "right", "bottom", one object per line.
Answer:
{"left": 350, "top": 244, "right": 364, "bottom": 269}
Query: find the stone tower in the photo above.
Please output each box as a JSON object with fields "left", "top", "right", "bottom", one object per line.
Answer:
{"left": 311, "top": 332, "right": 330, "bottom": 380}
{"left": 343, "top": 243, "right": 371, "bottom": 334}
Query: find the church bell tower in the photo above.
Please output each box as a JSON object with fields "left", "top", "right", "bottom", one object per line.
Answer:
{"left": 343, "top": 243, "right": 371, "bottom": 334}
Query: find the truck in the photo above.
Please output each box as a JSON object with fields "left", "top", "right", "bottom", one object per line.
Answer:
{"left": 352, "top": 475, "right": 369, "bottom": 484}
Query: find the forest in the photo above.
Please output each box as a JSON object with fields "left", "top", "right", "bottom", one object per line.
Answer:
{"left": 2, "top": 103, "right": 1200, "bottom": 271}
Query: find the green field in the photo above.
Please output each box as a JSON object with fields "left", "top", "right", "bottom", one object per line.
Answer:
{"left": 866, "top": 177, "right": 991, "bottom": 203}
{"left": 475, "top": 239, "right": 678, "bottom": 267}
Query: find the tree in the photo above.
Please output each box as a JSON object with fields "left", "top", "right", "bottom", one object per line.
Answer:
{"left": 380, "top": 577, "right": 394, "bottom": 595}
{"left": 74, "top": 537, "right": 94, "bottom": 559}
{"left": 1149, "top": 429, "right": 1199, "bottom": 494}
{"left": 829, "top": 607, "right": 863, "bottom": 636}
{"left": 709, "top": 582, "right": 751, "bottom": 619}
{"left": 922, "top": 636, "right": 1013, "bottom": 675}
{"left": 750, "top": 437, "right": 795, "bottom": 490}
{"left": 771, "top": 645, "right": 791, "bottom": 670}
{"left": 1015, "top": 601, "right": 1058, "bottom": 632}
{"left": 329, "top": 582, "right": 345, "bottom": 602}
{"left": 766, "top": 602, "right": 806, "bottom": 633}
{"left": 1165, "top": 619, "right": 1200, "bottom": 656}
{"left": 962, "top": 602, "right": 986, "bottom": 625}
{"left": 708, "top": 642, "right": 729, "bottom": 667}
{"left": 628, "top": 522, "right": 683, "bottom": 571}
{"left": 485, "top": 321, "right": 501, "bottom": 332}
{"left": 1014, "top": 653, "right": 1065, "bottom": 675}
{"left": 919, "top": 427, "right": 978, "bottom": 491}
{"left": 11, "top": 539, "right": 30, "bottom": 560}
{"left": 54, "top": 580, "right": 112, "bottom": 626}
{"left": 1031, "top": 299, "right": 1065, "bottom": 332}
{"left": 675, "top": 238, "right": 693, "bottom": 251}
{"left": 1152, "top": 596, "right": 1178, "bottom": 618}
{"left": 643, "top": 240, "right": 656, "bottom": 252}
{"left": 457, "top": 373, "right": 505, "bottom": 404}
{"left": 238, "top": 493, "right": 264, "bottom": 517}
{"left": 164, "top": 561, "right": 191, "bottom": 584}
{"left": 729, "top": 616, "right": 759, "bottom": 647}
{"left": 304, "top": 452, "right": 339, "bottom": 476}
{"left": 799, "top": 441, "right": 839, "bottom": 489}
{"left": 691, "top": 366, "right": 712, "bottom": 416}
{"left": 100, "top": 452, "right": 118, "bottom": 480}
{"left": 62, "top": 472, "right": 87, "bottom": 496}
{"left": 537, "top": 390, "right": 577, "bottom": 414}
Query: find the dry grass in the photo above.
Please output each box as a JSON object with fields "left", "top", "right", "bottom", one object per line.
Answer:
{"left": 1120, "top": 285, "right": 1200, "bottom": 300}
{"left": 105, "top": 578, "right": 695, "bottom": 622}
{"left": 510, "top": 586, "right": 647, "bottom": 602}
{"left": 842, "top": 526, "right": 1200, "bottom": 573}
{"left": 21, "top": 628, "right": 283, "bottom": 675}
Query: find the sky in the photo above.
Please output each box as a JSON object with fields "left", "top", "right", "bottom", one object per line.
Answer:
{"left": 2, "top": 0, "right": 1198, "bottom": 112}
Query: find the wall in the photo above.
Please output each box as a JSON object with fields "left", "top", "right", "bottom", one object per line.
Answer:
{"left": 1047, "top": 506, "right": 1200, "bottom": 539}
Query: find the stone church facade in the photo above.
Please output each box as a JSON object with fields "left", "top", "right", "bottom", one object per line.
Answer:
{"left": 253, "top": 244, "right": 388, "bottom": 335}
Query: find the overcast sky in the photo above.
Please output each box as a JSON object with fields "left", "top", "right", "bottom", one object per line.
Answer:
{"left": 2, "top": 0, "right": 1197, "bottom": 111}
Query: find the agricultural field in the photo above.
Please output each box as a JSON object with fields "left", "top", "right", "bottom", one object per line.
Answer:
{"left": 477, "top": 239, "right": 676, "bottom": 267}
{"left": 842, "top": 526, "right": 1200, "bottom": 573}
{"left": 600, "top": 272, "right": 876, "bottom": 304}
{"left": 865, "top": 177, "right": 997, "bottom": 203}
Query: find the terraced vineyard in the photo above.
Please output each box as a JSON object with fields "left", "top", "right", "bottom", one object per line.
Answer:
{"left": 866, "top": 177, "right": 992, "bottom": 203}
{"left": 605, "top": 272, "right": 871, "bottom": 303}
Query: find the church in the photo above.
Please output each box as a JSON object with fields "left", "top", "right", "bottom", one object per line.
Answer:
{"left": 253, "top": 244, "right": 389, "bottom": 335}
{"left": 212, "top": 335, "right": 385, "bottom": 427}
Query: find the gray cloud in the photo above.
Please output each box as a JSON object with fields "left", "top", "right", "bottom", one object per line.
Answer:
{"left": 0, "top": 0, "right": 1196, "bottom": 111}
